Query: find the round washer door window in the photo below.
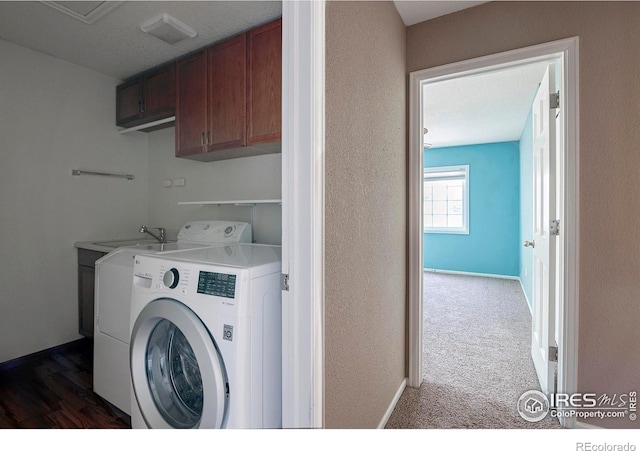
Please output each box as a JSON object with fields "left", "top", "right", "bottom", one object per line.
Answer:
{"left": 131, "top": 298, "right": 228, "bottom": 429}
{"left": 146, "top": 319, "right": 203, "bottom": 428}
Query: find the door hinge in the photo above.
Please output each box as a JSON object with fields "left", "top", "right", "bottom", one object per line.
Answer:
{"left": 550, "top": 91, "right": 560, "bottom": 109}
{"left": 281, "top": 273, "right": 289, "bottom": 291}
{"left": 550, "top": 219, "right": 560, "bottom": 236}
{"left": 549, "top": 345, "right": 558, "bottom": 362}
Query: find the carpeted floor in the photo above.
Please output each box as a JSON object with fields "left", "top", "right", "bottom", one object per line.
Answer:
{"left": 385, "top": 272, "right": 562, "bottom": 429}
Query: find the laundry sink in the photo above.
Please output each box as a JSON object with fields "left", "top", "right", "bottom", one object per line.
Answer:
{"left": 94, "top": 238, "right": 177, "bottom": 248}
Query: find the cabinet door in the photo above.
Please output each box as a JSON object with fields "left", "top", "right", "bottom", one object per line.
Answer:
{"left": 176, "top": 52, "right": 208, "bottom": 157}
{"left": 143, "top": 64, "right": 175, "bottom": 122}
{"left": 247, "top": 19, "right": 282, "bottom": 145}
{"left": 116, "top": 79, "right": 142, "bottom": 126}
{"left": 78, "top": 265, "right": 95, "bottom": 337}
{"left": 208, "top": 34, "right": 247, "bottom": 150}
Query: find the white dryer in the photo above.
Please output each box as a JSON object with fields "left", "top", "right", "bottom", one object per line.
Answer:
{"left": 129, "top": 244, "right": 282, "bottom": 429}
{"left": 93, "top": 221, "right": 251, "bottom": 415}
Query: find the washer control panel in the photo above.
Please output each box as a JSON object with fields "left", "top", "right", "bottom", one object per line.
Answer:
{"left": 197, "top": 271, "right": 236, "bottom": 299}
{"left": 134, "top": 257, "right": 239, "bottom": 301}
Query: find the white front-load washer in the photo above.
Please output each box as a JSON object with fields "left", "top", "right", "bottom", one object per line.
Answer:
{"left": 129, "top": 244, "right": 282, "bottom": 429}
{"left": 93, "top": 221, "right": 251, "bottom": 415}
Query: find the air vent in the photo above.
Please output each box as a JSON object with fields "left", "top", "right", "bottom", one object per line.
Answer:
{"left": 41, "top": 1, "right": 123, "bottom": 24}
{"left": 140, "top": 13, "right": 197, "bottom": 45}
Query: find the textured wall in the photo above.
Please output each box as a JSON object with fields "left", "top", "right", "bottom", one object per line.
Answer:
{"left": 408, "top": 1, "right": 640, "bottom": 428}
{"left": 424, "top": 142, "right": 520, "bottom": 277}
{"left": 325, "top": 1, "right": 407, "bottom": 428}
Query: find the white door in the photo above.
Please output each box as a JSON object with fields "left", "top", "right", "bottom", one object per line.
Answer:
{"left": 530, "top": 64, "right": 557, "bottom": 396}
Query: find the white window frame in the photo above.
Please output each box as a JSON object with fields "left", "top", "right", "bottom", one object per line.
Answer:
{"left": 423, "top": 164, "right": 469, "bottom": 234}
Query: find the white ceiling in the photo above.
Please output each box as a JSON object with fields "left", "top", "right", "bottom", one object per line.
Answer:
{"left": 0, "top": 1, "right": 487, "bottom": 80}
{"left": 0, "top": 0, "right": 533, "bottom": 148}
{"left": 423, "top": 62, "right": 551, "bottom": 148}
{"left": 393, "top": 0, "right": 487, "bottom": 26}
{"left": 0, "top": 1, "right": 282, "bottom": 80}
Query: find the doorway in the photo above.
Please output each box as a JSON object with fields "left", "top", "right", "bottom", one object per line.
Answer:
{"left": 408, "top": 37, "right": 580, "bottom": 428}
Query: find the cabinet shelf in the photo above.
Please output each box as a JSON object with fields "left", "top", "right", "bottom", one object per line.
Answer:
{"left": 178, "top": 199, "right": 282, "bottom": 206}
{"left": 118, "top": 116, "right": 175, "bottom": 134}
{"left": 178, "top": 200, "right": 281, "bottom": 228}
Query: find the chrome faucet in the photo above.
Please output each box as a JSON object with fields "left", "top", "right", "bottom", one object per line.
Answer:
{"left": 139, "top": 225, "right": 166, "bottom": 243}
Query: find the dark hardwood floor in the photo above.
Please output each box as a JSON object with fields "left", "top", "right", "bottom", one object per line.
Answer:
{"left": 0, "top": 338, "right": 130, "bottom": 429}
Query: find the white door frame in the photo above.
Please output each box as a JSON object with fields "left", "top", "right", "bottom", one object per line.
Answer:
{"left": 281, "top": 0, "right": 325, "bottom": 429}
{"left": 408, "top": 37, "right": 580, "bottom": 428}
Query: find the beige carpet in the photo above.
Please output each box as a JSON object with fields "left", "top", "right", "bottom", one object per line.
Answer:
{"left": 385, "top": 272, "right": 562, "bottom": 429}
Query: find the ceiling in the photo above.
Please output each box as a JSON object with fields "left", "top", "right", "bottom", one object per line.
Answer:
{"left": 393, "top": 0, "right": 487, "bottom": 26}
{"left": 0, "top": 1, "right": 488, "bottom": 80}
{"left": 423, "top": 62, "right": 550, "bottom": 148}
{"left": 0, "top": 1, "right": 535, "bottom": 148}
{"left": 0, "top": 1, "right": 282, "bottom": 80}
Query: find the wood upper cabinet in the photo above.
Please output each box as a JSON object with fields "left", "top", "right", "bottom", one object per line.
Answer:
{"left": 142, "top": 65, "right": 175, "bottom": 122}
{"left": 116, "top": 63, "right": 175, "bottom": 129}
{"left": 116, "top": 79, "right": 143, "bottom": 126}
{"left": 208, "top": 33, "right": 247, "bottom": 150}
{"left": 176, "top": 35, "right": 248, "bottom": 159}
{"left": 175, "top": 19, "right": 281, "bottom": 161}
{"left": 247, "top": 18, "right": 282, "bottom": 145}
{"left": 175, "top": 51, "right": 208, "bottom": 157}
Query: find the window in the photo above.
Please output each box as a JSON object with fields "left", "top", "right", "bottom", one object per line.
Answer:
{"left": 423, "top": 165, "right": 469, "bottom": 234}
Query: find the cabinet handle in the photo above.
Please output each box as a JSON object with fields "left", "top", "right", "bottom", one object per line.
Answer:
{"left": 206, "top": 131, "right": 211, "bottom": 145}
{"left": 140, "top": 100, "right": 145, "bottom": 113}
{"left": 201, "top": 132, "right": 205, "bottom": 146}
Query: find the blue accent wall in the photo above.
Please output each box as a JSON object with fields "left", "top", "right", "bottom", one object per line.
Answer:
{"left": 519, "top": 110, "right": 534, "bottom": 306}
{"left": 424, "top": 142, "right": 520, "bottom": 276}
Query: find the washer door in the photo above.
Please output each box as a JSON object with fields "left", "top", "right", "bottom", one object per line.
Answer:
{"left": 130, "top": 298, "right": 228, "bottom": 429}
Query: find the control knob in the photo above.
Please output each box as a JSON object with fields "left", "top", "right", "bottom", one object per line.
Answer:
{"left": 163, "top": 268, "right": 180, "bottom": 289}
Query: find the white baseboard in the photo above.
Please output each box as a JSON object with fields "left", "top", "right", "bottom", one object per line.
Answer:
{"left": 518, "top": 277, "right": 533, "bottom": 316}
{"left": 424, "top": 268, "right": 519, "bottom": 280}
{"left": 377, "top": 377, "right": 407, "bottom": 429}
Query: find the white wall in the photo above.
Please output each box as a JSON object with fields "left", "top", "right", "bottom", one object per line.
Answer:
{"left": 146, "top": 128, "right": 282, "bottom": 245}
{"left": 0, "top": 39, "right": 149, "bottom": 363}
{"left": 0, "top": 39, "right": 282, "bottom": 364}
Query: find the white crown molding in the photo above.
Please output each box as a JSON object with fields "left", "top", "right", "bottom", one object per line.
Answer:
{"left": 40, "top": 1, "right": 123, "bottom": 24}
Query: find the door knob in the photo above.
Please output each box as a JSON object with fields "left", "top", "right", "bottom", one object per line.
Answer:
{"left": 524, "top": 240, "right": 535, "bottom": 248}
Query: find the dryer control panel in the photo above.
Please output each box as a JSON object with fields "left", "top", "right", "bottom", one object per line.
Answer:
{"left": 177, "top": 220, "right": 252, "bottom": 245}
